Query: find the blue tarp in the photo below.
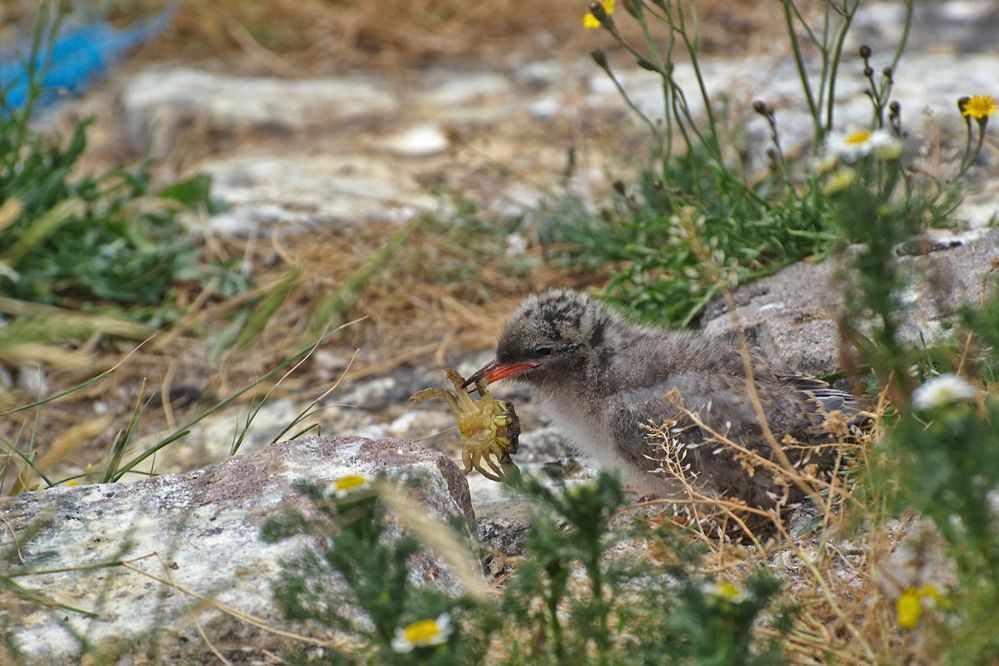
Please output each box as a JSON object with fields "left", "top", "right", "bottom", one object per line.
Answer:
{"left": 0, "top": 4, "right": 175, "bottom": 111}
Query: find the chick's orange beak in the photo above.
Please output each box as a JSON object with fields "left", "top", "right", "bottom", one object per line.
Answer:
{"left": 462, "top": 359, "right": 541, "bottom": 389}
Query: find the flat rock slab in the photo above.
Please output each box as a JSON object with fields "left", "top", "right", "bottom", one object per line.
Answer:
{"left": 0, "top": 436, "right": 474, "bottom": 664}
{"left": 199, "top": 153, "right": 439, "bottom": 235}
{"left": 701, "top": 228, "right": 999, "bottom": 376}
{"left": 122, "top": 68, "right": 397, "bottom": 157}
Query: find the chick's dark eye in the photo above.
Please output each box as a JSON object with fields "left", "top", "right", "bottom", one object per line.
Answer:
{"left": 533, "top": 346, "right": 553, "bottom": 357}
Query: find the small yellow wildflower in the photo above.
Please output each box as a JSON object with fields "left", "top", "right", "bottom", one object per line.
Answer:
{"left": 897, "top": 588, "right": 922, "bottom": 630}
{"left": 329, "top": 474, "right": 370, "bottom": 498}
{"left": 813, "top": 153, "right": 840, "bottom": 176}
{"left": 873, "top": 136, "right": 903, "bottom": 161}
{"left": 584, "top": 0, "right": 615, "bottom": 29}
{"left": 896, "top": 584, "right": 952, "bottom": 630}
{"left": 960, "top": 94, "right": 996, "bottom": 121}
{"left": 821, "top": 166, "right": 857, "bottom": 196}
{"left": 391, "top": 612, "right": 453, "bottom": 652}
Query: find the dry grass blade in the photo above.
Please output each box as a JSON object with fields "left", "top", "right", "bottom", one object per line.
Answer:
{"left": 118, "top": 555, "right": 355, "bottom": 650}
{"left": 310, "top": 217, "right": 423, "bottom": 336}
{"left": 235, "top": 264, "right": 302, "bottom": 352}
{"left": 269, "top": 349, "right": 358, "bottom": 446}
{"left": 1, "top": 336, "right": 153, "bottom": 416}
{"left": 0, "top": 343, "right": 92, "bottom": 370}
{"left": 376, "top": 481, "right": 492, "bottom": 602}
{"left": 0, "top": 297, "right": 155, "bottom": 340}
{"left": 638, "top": 390, "right": 886, "bottom": 663}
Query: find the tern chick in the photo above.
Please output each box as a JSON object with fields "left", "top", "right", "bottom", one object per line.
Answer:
{"left": 466, "top": 289, "right": 861, "bottom": 508}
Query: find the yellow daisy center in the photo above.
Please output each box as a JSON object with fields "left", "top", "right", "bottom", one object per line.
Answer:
{"left": 845, "top": 130, "right": 872, "bottom": 145}
{"left": 334, "top": 474, "right": 367, "bottom": 492}
{"left": 403, "top": 619, "right": 443, "bottom": 644}
{"left": 716, "top": 581, "right": 742, "bottom": 600}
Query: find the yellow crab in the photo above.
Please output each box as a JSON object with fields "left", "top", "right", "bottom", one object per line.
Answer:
{"left": 411, "top": 368, "right": 520, "bottom": 482}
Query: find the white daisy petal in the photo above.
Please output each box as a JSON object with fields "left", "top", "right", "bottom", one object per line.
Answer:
{"left": 912, "top": 374, "right": 979, "bottom": 410}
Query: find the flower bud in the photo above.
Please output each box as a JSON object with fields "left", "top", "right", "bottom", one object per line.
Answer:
{"left": 637, "top": 58, "right": 658, "bottom": 72}
{"left": 591, "top": 49, "right": 609, "bottom": 69}
{"left": 859, "top": 44, "right": 872, "bottom": 59}
{"left": 589, "top": 2, "right": 608, "bottom": 23}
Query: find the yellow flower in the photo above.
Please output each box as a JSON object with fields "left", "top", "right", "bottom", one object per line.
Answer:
{"left": 896, "top": 584, "right": 952, "bottom": 630}
{"left": 584, "top": 0, "right": 615, "bottom": 29}
{"left": 391, "top": 613, "right": 453, "bottom": 652}
{"left": 813, "top": 153, "right": 840, "bottom": 176}
{"left": 873, "top": 136, "right": 903, "bottom": 161}
{"left": 329, "top": 474, "right": 370, "bottom": 498}
{"left": 821, "top": 166, "right": 856, "bottom": 196}
{"left": 917, "top": 584, "right": 953, "bottom": 609}
{"left": 961, "top": 94, "right": 996, "bottom": 121}
{"left": 897, "top": 588, "right": 922, "bottom": 630}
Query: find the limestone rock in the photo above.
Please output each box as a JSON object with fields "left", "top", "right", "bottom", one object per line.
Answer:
{"left": 121, "top": 68, "right": 397, "bottom": 157}
{"left": 198, "top": 153, "right": 438, "bottom": 235}
{"left": 701, "top": 228, "right": 999, "bottom": 376}
{"left": 0, "top": 436, "right": 475, "bottom": 663}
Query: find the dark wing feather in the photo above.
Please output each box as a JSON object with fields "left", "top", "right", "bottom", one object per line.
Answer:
{"left": 606, "top": 374, "right": 790, "bottom": 506}
{"left": 775, "top": 373, "right": 871, "bottom": 434}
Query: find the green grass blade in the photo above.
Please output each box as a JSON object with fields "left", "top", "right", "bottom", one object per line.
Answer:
{"left": 235, "top": 264, "right": 302, "bottom": 351}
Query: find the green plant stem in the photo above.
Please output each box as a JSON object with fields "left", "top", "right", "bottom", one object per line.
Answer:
{"left": 0, "top": 435, "right": 53, "bottom": 488}
{"left": 823, "top": 0, "right": 860, "bottom": 133}
{"left": 674, "top": 2, "right": 721, "bottom": 159}
{"left": 889, "top": 0, "right": 914, "bottom": 72}
{"left": 782, "top": 1, "right": 821, "bottom": 145}
{"left": 958, "top": 122, "right": 986, "bottom": 178}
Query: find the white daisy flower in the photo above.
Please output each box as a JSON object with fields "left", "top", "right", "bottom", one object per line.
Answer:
{"left": 911, "top": 373, "right": 979, "bottom": 410}
{"left": 825, "top": 128, "right": 895, "bottom": 162}
{"left": 700, "top": 580, "right": 749, "bottom": 603}
{"left": 328, "top": 474, "right": 370, "bottom": 498}
{"left": 391, "top": 612, "right": 453, "bottom": 652}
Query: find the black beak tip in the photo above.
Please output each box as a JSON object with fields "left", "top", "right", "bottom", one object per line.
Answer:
{"left": 462, "top": 367, "right": 488, "bottom": 391}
